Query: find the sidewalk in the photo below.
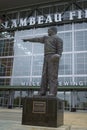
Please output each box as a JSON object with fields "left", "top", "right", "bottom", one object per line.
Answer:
{"left": 64, "top": 111, "right": 87, "bottom": 130}
{"left": 0, "top": 108, "right": 87, "bottom": 130}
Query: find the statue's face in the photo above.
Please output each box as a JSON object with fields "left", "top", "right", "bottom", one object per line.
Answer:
{"left": 48, "top": 28, "right": 56, "bottom": 36}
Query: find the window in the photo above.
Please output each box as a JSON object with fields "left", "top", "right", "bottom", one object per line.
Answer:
{"left": 58, "top": 32, "right": 72, "bottom": 52}
{"left": 74, "top": 53, "right": 87, "bottom": 75}
{"left": 59, "top": 54, "right": 72, "bottom": 75}
{"left": 74, "top": 30, "right": 87, "bottom": 51}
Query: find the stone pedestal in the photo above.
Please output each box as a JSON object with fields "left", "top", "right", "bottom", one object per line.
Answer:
{"left": 22, "top": 96, "right": 64, "bottom": 127}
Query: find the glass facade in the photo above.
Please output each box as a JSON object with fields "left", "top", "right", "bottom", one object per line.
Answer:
{"left": 0, "top": 22, "right": 87, "bottom": 87}
{"left": 0, "top": 0, "right": 87, "bottom": 109}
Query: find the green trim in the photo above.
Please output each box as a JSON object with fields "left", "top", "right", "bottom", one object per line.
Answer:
{"left": 0, "top": 85, "right": 87, "bottom": 91}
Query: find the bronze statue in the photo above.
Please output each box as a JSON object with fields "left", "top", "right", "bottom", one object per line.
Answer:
{"left": 23, "top": 27, "right": 63, "bottom": 96}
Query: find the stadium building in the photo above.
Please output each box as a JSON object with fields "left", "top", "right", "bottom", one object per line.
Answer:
{"left": 0, "top": 0, "right": 87, "bottom": 110}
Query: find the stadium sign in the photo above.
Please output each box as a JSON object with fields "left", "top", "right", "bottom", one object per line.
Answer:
{"left": 0, "top": 9, "right": 87, "bottom": 29}
{"left": 21, "top": 81, "right": 87, "bottom": 87}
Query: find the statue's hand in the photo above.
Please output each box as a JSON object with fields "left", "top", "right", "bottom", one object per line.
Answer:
{"left": 51, "top": 54, "right": 60, "bottom": 62}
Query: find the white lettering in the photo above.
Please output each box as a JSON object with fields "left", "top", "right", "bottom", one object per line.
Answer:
{"left": 11, "top": 19, "right": 17, "bottom": 28}
{"left": 29, "top": 17, "right": 36, "bottom": 25}
{"left": 19, "top": 18, "right": 27, "bottom": 26}
{"left": 72, "top": 82, "right": 78, "bottom": 86}
{"left": 25, "top": 82, "right": 29, "bottom": 86}
{"left": 78, "top": 10, "right": 82, "bottom": 19}
{"left": 1, "top": 9, "right": 87, "bottom": 29}
{"left": 45, "top": 15, "right": 52, "bottom": 23}
{"left": 64, "top": 81, "right": 69, "bottom": 86}
{"left": 85, "top": 10, "right": 87, "bottom": 18}
{"left": 79, "top": 81, "right": 83, "bottom": 86}
{"left": 59, "top": 81, "right": 62, "bottom": 86}
{"left": 54, "top": 13, "right": 62, "bottom": 22}
{"left": 21, "top": 82, "right": 26, "bottom": 86}
{"left": 3, "top": 21, "right": 9, "bottom": 28}
{"left": 70, "top": 11, "right": 76, "bottom": 20}
{"left": 21, "top": 81, "right": 87, "bottom": 87}
{"left": 1, "top": 23, "right": 6, "bottom": 28}
{"left": 38, "top": 15, "right": 44, "bottom": 24}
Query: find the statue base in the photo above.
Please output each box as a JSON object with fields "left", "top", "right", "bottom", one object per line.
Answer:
{"left": 22, "top": 96, "right": 64, "bottom": 127}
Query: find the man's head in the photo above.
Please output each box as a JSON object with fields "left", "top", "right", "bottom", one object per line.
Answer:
{"left": 48, "top": 27, "right": 57, "bottom": 36}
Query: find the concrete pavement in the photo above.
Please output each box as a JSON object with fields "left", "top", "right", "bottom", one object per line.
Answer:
{"left": 0, "top": 108, "right": 87, "bottom": 130}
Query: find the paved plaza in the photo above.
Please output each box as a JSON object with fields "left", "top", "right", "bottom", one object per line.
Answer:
{"left": 0, "top": 108, "right": 87, "bottom": 130}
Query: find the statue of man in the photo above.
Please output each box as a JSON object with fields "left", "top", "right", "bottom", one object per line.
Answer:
{"left": 23, "top": 27, "right": 63, "bottom": 96}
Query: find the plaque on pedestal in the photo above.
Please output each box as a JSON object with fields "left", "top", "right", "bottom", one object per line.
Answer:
{"left": 22, "top": 96, "right": 64, "bottom": 127}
